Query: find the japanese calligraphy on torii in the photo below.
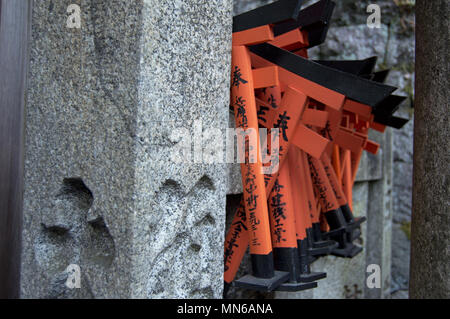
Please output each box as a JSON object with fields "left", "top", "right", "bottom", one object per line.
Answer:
{"left": 232, "top": 66, "right": 248, "bottom": 88}
{"left": 274, "top": 111, "right": 291, "bottom": 142}
{"left": 270, "top": 180, "right": 287, "bottom": 243}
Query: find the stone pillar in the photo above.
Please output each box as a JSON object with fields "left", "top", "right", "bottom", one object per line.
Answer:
{"left": 365, "top": 128, "right": 393, "bottom": 299}
{"left": 21, "top": 0, "right": 232, "bottom": 298}
{"left": 410, "top": 0, "right": 450, "bottom": 299}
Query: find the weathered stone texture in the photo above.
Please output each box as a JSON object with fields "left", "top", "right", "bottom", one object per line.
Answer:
{"left": 410, "top": 0, "right": 450, "bottom": 299}
{"left": 21, "top": 0, "right": 232, "bottom": 298}
{"left": 365, "top": 129, "right": 394, "bottom": 299}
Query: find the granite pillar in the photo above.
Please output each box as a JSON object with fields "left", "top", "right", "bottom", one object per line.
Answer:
{"left": 21, "top": 0, "right": 232, "bottom": 298}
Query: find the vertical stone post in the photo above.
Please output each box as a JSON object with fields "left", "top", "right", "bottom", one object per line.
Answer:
{"left": 410, "top": 0, "right": 450, "bottom": 299}
{"left": 21, "top": 0, "right": 232, "bottom": 298}
{"left": 365, "top": 128, "right": 393, "bottom": 299}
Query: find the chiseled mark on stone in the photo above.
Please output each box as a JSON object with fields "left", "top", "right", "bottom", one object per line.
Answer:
{"left": 59, "top": 178, "right": 94, "bottom": 207}
{"left": 35, "top": 224, "right": 74, "bottom": 276}
{"left": 195, "top": 175, "right": 216, "bottom": 191}
{"left": 41, "top": 177, "right": 94, "bottom": 230}
{"left": 195, "top": 213, "right": 215, "bottom": 227}
{"left": 148, "top": 175, "right": 215, "bottom": 256}
{"left": 145, "top": 231, "right": 189, "bottom": 297}
{"left": 184, "top": 175, "right": 218, "bottom": 226}
{"left": 36, "top": 177, "right": 94, "bottom": 277}
{"left": 158, "top": 171, "right": 217, "bottom": 198}
{"left": 34, "top": 177, "right": 116, "bottom": 297}
{"left": 146, "top": 231, "right": 215, "bottom": 298}
{"left": 189, "top": 243, "right": 202, "bottom": 253}
{"left": 151, "top": 178, "right": 188, "bottom": 227}
{"left": 144, "top": 174, "right": 223, "bottom": 298}
{"left": 86, "top": 216, "right": 115, "bottom": 268}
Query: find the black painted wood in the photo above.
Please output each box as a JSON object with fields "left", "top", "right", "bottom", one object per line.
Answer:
{"left": 233, "top": 0, "right": 304, "bottom": 33}
{"left": 314, "top": 57, "right": 378, "bottom": 76}
{"left": 249, "top": 43, "right": 397, "bottom": 107}
{"left": 272, "top": 0, "right": 335, "bottom": 47}
{"left": 0, "top": 0, "right": 32, "bottom": 299}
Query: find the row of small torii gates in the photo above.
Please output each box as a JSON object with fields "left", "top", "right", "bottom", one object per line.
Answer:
{"left": 223, "top": 0, "right": 410, "bottom": 296}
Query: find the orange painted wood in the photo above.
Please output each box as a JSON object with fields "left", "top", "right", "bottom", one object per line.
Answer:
{"left": 341, "top": 114, "right": 351, "bottom": 128}
{"left": 371, "top": 121, "right": 387, "bottom": 133}
{"left": 257, "top": 85, "right": 282, "bottom": 109}
{"left": 332, "top": 145, "right": 342, "bottom": 181}
{"left": 302, "top": 108, "right": 329, "bottom": 128}
{"left": 292, "top": 48, "right": 308, "bottom": 58}
{"left": 250, "top": 52, "right": 346, "bottom": 111}
{"left": 256, "top": 98, "right": 278, "bottom": 128}
{"left": 321, "top": 154, "right": 348, "bottom": 207}
{"left": 288, "top": 146, "right": 307, "bottom": 240}
{"left": 355, "top": 131, "right": 369, "bottom": 145}
{"left": 343, "top": 99, "right": 372, "bottom": 121}
{"left": 354, "top": 118, "right": 371, "bottom": 132}
{"left": 335, "top": 127, "right": 367, "bottom": 154}
{"left": 268, "top": 160, "right": 298, "bottom": 248}
{"left": 320, "top": 106, "right": 346, "bottom": 156}
{"left": 269, "top": 28, "right": 309, "bottom": 51}
{"left": 224, "top": 87, "right": 308, "bottom": 282}
{"left": 291, "top": 147, "right": 309, "bottom": 224}
{"left": 232, "top": 25, "right": 274, "bottom": 46}
{"left": 252, "top": 66, "right": 279, "bottom": 89}
{"left": 259, "top": 86, "right": 309, "bottom": 192}
{"left": 300, "top": 150, "right": 320, "bottom": 224}
{"left": 291, "top": 124, "right": 330, "bottom": 159}
{"left": 263, "top": 86, "right": 308, "bottom": 196}
{"left": 257, "top": 86, "right": 308, "bottom": 130}
{"left": 296, "top": 150, "right": 314, "bottom": 229}
{"left": 364, "top": 140, "right": 380, "bottom": 155}
{"left": 224, "top": 201, "right": 249, "bottom": 283}
{"left": 302, "top": 197, "right": 314, "bottom": 229}
{"left": 278, "top": 67, "right": 345, "bottom": 111}
{"left": 231, "top": 45, "right": 272, "bottom": 256}
{"left": 307, "top": 154, "right": 340, "bottom": 213}
{"left": 327, "top": 106, "right": 345, "bottom": 124}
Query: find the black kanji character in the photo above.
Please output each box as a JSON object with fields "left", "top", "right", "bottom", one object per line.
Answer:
{"left": 274, "top": 111, "right": 291, "bottom": 142}
{"left": 232, "top": 66, "right": 248, "bottom": 88}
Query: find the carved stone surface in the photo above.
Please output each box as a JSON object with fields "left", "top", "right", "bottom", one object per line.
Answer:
{"left": 21, "top": 0, "right": 232, "bottom": 298}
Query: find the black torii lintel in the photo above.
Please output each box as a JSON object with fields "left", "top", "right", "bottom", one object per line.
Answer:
{"left": 314, "top": 57, "right": 378, "bottom": 76}
{"left": 233, "top": 0, "right": 304, "bottom": 33}
{"left": 249, "top": 43, "right": 397, "bottom": 107}
{"left": 273, "top": 0, "right": 336, "bottom": 47}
